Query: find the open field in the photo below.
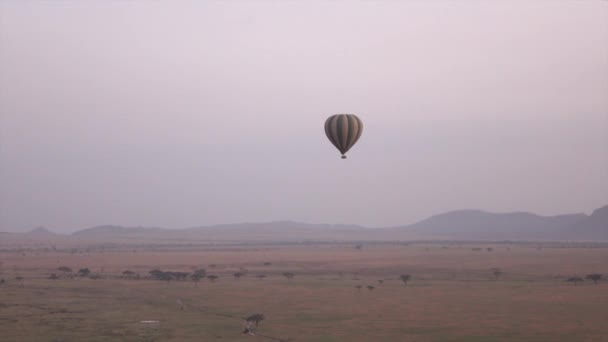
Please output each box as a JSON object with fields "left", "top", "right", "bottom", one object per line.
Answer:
{"left": 1, "top": 242, "right": 607, "bottom": 341}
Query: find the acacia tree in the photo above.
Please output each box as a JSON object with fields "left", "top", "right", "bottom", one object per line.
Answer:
{"left": 366, "top": 285, "right": 375, "bottom": 292}
{"left": 172, "top": 272, "right": 190, "bottom": 281}
{"left": 282, "top": 272, "right": 295, "bottom": 282}
{"left": 78, "top": 268, "right": 91, "bottom": 277}
{"left": 256, "top": 274, "right": 267, "bottom": 280}
{"left": 149, "top": 270, "right": 173, "bottom": 286}
{"left": 492, "top": 268, "right": 502, "bottom": 280}
{"left": 193, "top": 268, "right": 206, "bottom": 279}
{"left": 159, "top": 272, "right": 173, "bottom": 287}
{"left": 355, "top": 285, "right": 362, "bottom": 292}
{"left": 400, "top": 274, "right": 411, "bottom": 286}
{"left": 586, "top": 274, "right": 602, "bottom": 284}
{"left": 149, "top": 269, "right": 165, "bottom": 280}
{"left": 377, "top": 280, "right": 384, "bottom": 285}
{"left": 246, "top": 313, "right": 264, "bottom": 327}
{"left": 122, "top": 270, "right": 136, "bottom": 279}
{"left": 191, "top": 273, "right": 202, "bottom": 287}
{"left": 207, "top": 274, "right": 218, "bottom": 283}
{"left": 58, "top": 266, "right": 72, "bottom": 276}
{"left": 233, "top": 272, "right": 244, "bottom": 280}
{"left": 566, "top": 277, "right": 584, "bottom": 286}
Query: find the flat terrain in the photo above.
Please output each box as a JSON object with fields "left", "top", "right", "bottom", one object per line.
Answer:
{"left": 1, "top": 242, "right": 607, "bottom": 341}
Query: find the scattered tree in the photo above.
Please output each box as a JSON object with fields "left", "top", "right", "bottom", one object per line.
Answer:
{"left": 158, "top": 272, "right": 173, "bottom": 287}
{"left": 49, "top": 273, "right": 58, "bottom": 280}
{"left": 244, "top": 313, "right": 264, "bottom": 328}
{"left": 377, "top": 280, "right": 384, "bottom": 285}
{"left": 172, "top": 272, "right": 190, "bottom": 281}
{"left": 586, "top": 274, "right": 602, "bottom": 284}
{"left": 77, "top": 268, "right": 91, "bottom": 277}
{"left": 148, "top": 270, "right": 173, "bottom": 286}
{"left": 263, "top": 262, "right": 272, "bottom": 266}
{"left": 233, "top": 272, "right": 244, "bottom": 280}
{"left": 149, "top": 269, "right": 165, "bottom": 280}
{"left": 149, "top": 270, "right": 191, "bottom": 284}
{"left": 256, "top": 274, "right": 267, "bottom": 280}
{"left": 400, "top": 274, "right": 411, "bottom": 286}
{"left": 191, "top": 273, "right": 202, "bottom": 287}
{"left": 492, "top": 268, "right": 502, "bottom": 280}
{"left": 366, "top": 285, "right": 375, "bottom": 292}
{"left": 122, "top": 270, "right": 136, "bottom": 279}
{"left": 58, "top": 266, "right": 72, "bottom": 274}
{"left": 355, "top": 244, "right": 363, "bottom": 250}
{"left": 193, "top": 268, "right": 207, "bottom": 278}
{"left": 566, "top": 277, "right": 584, "bottom": 286}
{"left": 282, "top": 272, "right": 295, "bottom": 282}
{"left": 486, "top": 247, "right": 493, "bottom": 252}
{"left": 355, "top": 285, "right": 362, "bottom": 292}
{"left": 242, "top": 314, "right": 266, "bottom": 335}
{"left": 207, "top": 274, "right": 218, "bottom": 283}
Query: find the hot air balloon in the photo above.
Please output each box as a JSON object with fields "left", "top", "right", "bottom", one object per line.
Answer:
{"left": 324, "top": 114, "right": 363, "bottom": 159}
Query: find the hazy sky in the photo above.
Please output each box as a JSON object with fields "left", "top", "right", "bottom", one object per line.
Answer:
{"left": 1, "top": 1, "right": 607, "bottom": 233}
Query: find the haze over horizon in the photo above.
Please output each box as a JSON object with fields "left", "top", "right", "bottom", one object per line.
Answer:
{"left": 1, "top": 1, "right": 607, "bottom": 233}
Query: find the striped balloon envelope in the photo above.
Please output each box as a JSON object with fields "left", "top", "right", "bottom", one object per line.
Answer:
{"left": 324, "top": 114, "right": 363, "bottom": 159}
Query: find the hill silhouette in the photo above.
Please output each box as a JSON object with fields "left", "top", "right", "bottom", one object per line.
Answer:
{"left": 27, "top": 226, "right": 57, "bottom": 235}
{"left": 390, "top": 210, "right": 589, "bottom": 240}
{"left": 558, "top": 205, "right": 608, "bottom": 240}
{"left": 4, "top": 205, "right": 606, "bottom": 244}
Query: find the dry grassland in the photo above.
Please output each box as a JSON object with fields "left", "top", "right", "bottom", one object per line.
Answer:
{"left": 1, "top": 243, "right": 607, "bottom": 341}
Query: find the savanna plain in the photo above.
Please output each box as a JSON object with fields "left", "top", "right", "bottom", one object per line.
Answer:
{"left": 1, "top": 242, "right": 607, "bottom": 342}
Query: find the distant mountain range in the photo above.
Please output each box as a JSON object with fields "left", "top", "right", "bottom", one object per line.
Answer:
{"left": 387, "top": 208, "right": 605, "bottom": 240}
{"left": 69, "top": 221, "right": 370, "bottom": 243}
{"left": 4, "top": 205, "right": 607, "bottom": 244}
{"left": 396, "top": 205, "right": 608, "bottom": 240}
{"left": 28, "top": 227, "right": 58, "bottom": 236}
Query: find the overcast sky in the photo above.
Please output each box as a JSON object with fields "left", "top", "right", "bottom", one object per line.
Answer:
{"left": 1, "top": 1, "right": 607, "bottom": 233}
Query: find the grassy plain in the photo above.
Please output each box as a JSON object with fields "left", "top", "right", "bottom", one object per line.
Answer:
{"left": 1, "top": 243, "right": 607, "bottom": 341}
